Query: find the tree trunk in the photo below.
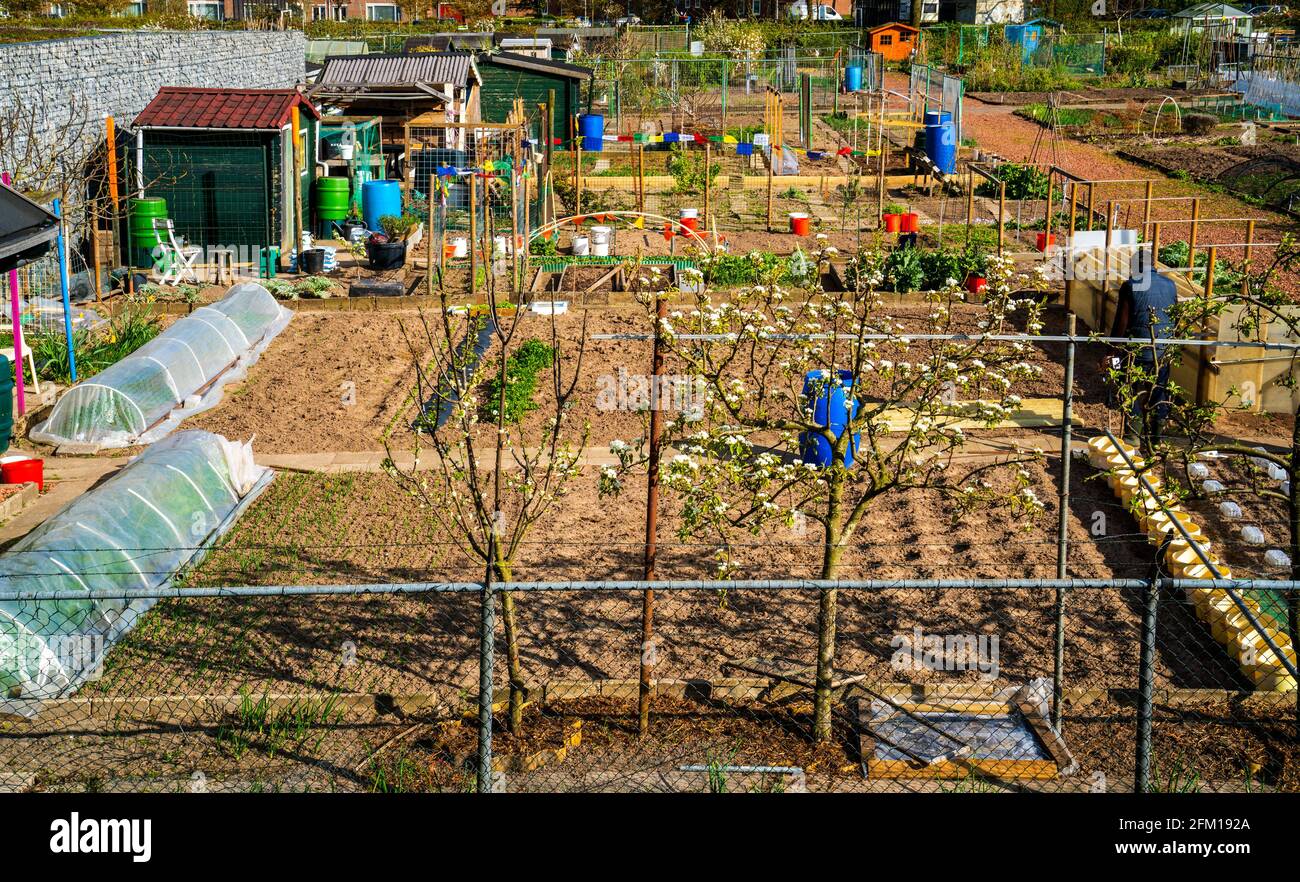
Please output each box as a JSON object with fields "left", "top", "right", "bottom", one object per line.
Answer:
{"left": 813, "top": 479, "right": 846, "bottom": 743}
{"left": 497, "top": 561, "right": 526, "bottom": 735}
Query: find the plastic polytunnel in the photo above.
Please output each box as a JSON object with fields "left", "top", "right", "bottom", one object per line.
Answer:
{"left": 31, "top": 282, "right": 292, "bottom": 449}
{"left": 0, "top": 431, "right": 272, "bottom": 715}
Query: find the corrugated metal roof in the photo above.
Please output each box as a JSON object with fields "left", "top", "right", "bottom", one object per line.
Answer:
{"left": 318, "top": 53, "right": 478, "bottom": 87}
{"left": 478, "top": 51, "right": 592, "bottom": 81}
{"left": 133, "top": 88, "right": 320, "bottom": 130}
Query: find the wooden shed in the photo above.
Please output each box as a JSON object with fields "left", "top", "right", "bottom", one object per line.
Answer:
{"left": 868, "top": 22, "right": 920, "bottom": 62}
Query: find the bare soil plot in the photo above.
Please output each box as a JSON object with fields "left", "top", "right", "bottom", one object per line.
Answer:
{"left": 185, "top": 310, "right": 432, "bottom": 453}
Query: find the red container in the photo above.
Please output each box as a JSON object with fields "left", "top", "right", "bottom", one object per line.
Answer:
{"left": 789, "top": 212, "right": 811, "bottom": 236}
{"left": 900, "top": 212, "right": 920, "bottom": 233}
{"left": 1, "top": 457, "right": 44, "bottom": 491}
{"left": 679, "top": 217, "right": 698, "bottom": 232}
{"left": 882, "top": 214, "right": 902, "bottom": 232}
{"left": 1036, "top": 232, "right": 1056, "bottom": 252}
{"left": 965, "top": 274, "right": 987, "bottom": 296}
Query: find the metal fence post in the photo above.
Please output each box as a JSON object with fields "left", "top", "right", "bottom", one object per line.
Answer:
{"left": 1135, "top": 568, "right": 1162, "bottom": 793}
{"left": 477, "top": 542, "right": 495, "bottom": 794}
{"left": 1053, "top": 313, "right": 1076, "bottom": 727}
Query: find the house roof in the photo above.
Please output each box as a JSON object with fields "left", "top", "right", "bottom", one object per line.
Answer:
{"left": 869, "top": 22, "right": 920, "bottom": 34}
{"left": 476, "top": 51, "right": 593, "bottom": 81}
{"left": 317, "top": 52, "right": 480, "bottom": 88}
{"left": 1174, "top": 3, "right": 1252, "bottom": 17}
{"left": 133, "top": 88, "right": 320, "bottom": 130}
{"left": 0, "top": 183, "right": 58, "bottom": 275}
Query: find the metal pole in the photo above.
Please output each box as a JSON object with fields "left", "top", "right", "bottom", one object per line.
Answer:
{"left": 1135, "top": 568, "right": 1160, "bottom": 793}
{"left": 1053, "top": 313, "right": 1076, "bottom": 728}
{"left": 53, "top": 199, "right": 77, "bottom": 384}
{"left": 639, "top": 295, "right": 667, "bottom": 735}
{"left": 477, "top": 535, "right": 496, "bottom": 793}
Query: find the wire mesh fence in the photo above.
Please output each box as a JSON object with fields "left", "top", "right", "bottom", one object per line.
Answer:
{"left": 0, "top": 573, "right": 1294, "bottom": 794}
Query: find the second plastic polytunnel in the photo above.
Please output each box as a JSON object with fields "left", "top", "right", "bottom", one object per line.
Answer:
{"left": 0, "top": 430, "right": 272, "bottom": 716}
{"left": 31, "top": 282, "right": 292, "bottom": 450}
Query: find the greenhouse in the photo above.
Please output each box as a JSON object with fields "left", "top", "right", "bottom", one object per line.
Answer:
{"left": 0, "top": 431, "right": 272, "bottom": 714}
{"left": 31, "top": 282, "right": 292, "bottom": 450}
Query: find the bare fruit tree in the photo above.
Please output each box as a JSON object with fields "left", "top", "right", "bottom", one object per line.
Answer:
{"left": 383, "top": 180, "right": 590, "bottom": 735}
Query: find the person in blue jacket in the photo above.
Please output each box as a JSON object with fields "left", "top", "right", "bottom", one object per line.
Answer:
{"left": 1109, "top": 246, "right": 1178, "bottom": 452}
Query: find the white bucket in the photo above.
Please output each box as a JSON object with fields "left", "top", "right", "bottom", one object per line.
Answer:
{"left": 451, "top": 237, "right": 468, "bottom": 258}
{"left": 572, "top": 235, "right": 590, "bottom": 256}
{"left": 678, "top": 207, "right": 698, "bottom": 220}
{"left": 338, "top": 143, "right": 354, "bottom": 160}
{"left": 493, "top": 235, "right": 511, "bottom": 256}
{"left": 591, "top": 225, "right": 612, "bottom": 257}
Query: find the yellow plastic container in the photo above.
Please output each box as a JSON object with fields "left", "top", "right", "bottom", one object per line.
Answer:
{"left": 1144, "top": 511, "right": 1204, "bottom": 545}
{"left": 1247, "top": 647, "right": 1298, "bottom": 692}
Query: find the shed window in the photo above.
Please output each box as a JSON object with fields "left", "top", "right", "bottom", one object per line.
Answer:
{"left": 879, "top": 34, "right": 893, "bottom": 46}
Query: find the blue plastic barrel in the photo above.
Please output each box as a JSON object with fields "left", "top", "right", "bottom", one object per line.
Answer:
{"left": 798, "top": 369, "right": 860, "bottom": 468}
{"left": 361, "top": 179, "right": 401, "bottom": 234}
{"left": 923, "top": 110, "right": 950, "bottom": 128}
{"left": 925, "top": 119, "right": 957, "bottom": 175}
{"left": 579, "top": 113, "right": 605, "bottom": 152}
{"left": 844, "top": 65, "right": 863, "bottom": 92}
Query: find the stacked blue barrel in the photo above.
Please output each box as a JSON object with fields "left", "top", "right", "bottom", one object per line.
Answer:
{"left": 924, "top": 110, "right": 956, "bottom": 176}
{"left": 799, "top": 369, "right": 860, "bottom": 468}
{"left": 579, "top": 113, "right": 605, "bottom": 152}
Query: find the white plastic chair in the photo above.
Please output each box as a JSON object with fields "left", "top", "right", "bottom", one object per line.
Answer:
{"left": 0, "top": 320, "right": 40, "bottom": 398}
{"left": 152, "top": 218, "right": 202, "bottom": 286}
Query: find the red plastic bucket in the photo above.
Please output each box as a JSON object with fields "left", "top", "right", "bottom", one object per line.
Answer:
{"left": 882, "top": 214, "right": 901, "bottom": 232}
{"left": 900, "top": 213, "right": 920, "bottom": 233}
{"left": 965, "top": 274, "right": 987, "bottom": 296}
{"left": 1036, "top": 232, "right": 1056, "bottom": 252}
{"left": 679, "top": 208, "right": 698, "bottom": 231}
{"left": 1, "top": 456, "right": 44, "bottom": 491}
{"left": 789, "top": 212, "right": 811, "bottom": 236}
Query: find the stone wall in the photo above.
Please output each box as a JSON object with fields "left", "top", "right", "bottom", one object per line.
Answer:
{"left": 0, "top": 29, "right": 306, "bottom": 157}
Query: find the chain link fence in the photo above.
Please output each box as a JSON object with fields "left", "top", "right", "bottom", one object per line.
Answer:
{"left": 2, "top": 565, "right": 1294, "bottom": 792}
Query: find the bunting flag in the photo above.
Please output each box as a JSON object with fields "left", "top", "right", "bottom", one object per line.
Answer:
{"left": 550, "top": 131, "right": 869, "bottom": 161}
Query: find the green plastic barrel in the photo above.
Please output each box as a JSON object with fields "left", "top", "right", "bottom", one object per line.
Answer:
{"left": 0, "top": 354, "right": 12, "bottom": 456}
{"left": 129, "top": 197, "right": 168, "bottom": 268}
{"left": 313, "top": 176, "right": 351, "bottom": 222}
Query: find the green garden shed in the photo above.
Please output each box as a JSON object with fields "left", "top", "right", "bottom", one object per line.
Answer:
{"left": 132, "top": 88, "right": 321, "bottom": 261}
{"left": 475, "top": 52, "right": 592, "bottom": 144}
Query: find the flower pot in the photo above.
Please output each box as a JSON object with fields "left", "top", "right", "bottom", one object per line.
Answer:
{"left": 964, "top": 274, "right": 987, "bottom": 295}
{"left": 366, "top": 240, "right": 407, "bottom": 270}
{"left": 900, "top": 212, "right": 920, "bottom": 233}
{"left": 298, "top": 247, "right": 327, "bottom": 274}
{"left": 882, "top": 213, "right": 902, "bottom": 232}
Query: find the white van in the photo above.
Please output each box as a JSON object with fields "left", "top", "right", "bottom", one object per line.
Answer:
{"left": 788, "top": 2, "right": 844, "bottom": 20}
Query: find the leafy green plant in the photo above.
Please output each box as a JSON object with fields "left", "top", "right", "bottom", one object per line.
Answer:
{"left": 884, "top": 202, "right": 907, "bottom": 215}
{"left": 700, "top": 251, "right": 790, "bottom": 287}
{"left": 920, "top": 247, "right": 964, "bottom": 290}
{"left": 378, "top": 213, "right": 421, "bottom": 241}
{"left": 31, "top": 299, "right": 163, "bottom": 384}
{"left": 884, "top": 246, "right": 926, "bottom": 293}
{"left": 1157, "top": 241, "right": 1243, "bottom": 291}
{"left": 976, "top": 163, "right": 1051, "bottom": 201}
{"left": 666, "top": 144, "right": 721, "bottom": 195}
{"left": 480, "top": 338, "right": 556, "bottom": 425}
{"left": 294, "top": 276, "right": 336, "bottom": 299}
